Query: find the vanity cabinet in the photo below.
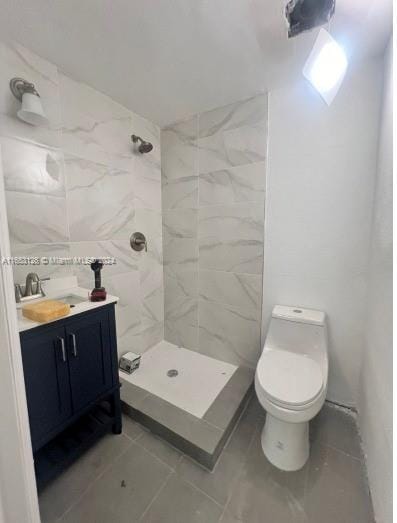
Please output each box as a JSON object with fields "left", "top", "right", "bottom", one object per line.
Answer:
{"left": 20, "top": 304, "right": 122, "bottom": 487}
{"left": 65, "top": 312, "right": 113, "bottom": 414}
{"left": 21, "top": 325, "right": 73, "bottom": 447}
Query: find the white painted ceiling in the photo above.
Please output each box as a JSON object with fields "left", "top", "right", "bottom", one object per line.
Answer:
{"left": 0, "top": 0, "right": 392, "bottom": 126}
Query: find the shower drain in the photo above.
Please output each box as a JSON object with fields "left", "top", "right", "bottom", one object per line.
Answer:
{"left": 167, "top": 369, "right": 178, "bottom": 378}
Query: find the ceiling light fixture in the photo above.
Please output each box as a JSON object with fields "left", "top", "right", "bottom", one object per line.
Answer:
{"left": 9, "top": 77, "right": 49, "bottom": 126}
{"left": 303, "top": 28, "right": 348, "bottom": 105}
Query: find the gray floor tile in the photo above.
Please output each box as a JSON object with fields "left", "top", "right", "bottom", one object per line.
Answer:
{"left": 223, "top": 429, "right": 308, "bottom": 523}
{"left": 223, "top": 399, "right": 262, "bottom": 459}
{"left": 59, "top": 441, "right": 172, "bottom": 523}
{"left": 39, "top": 433, "right": 132, "bottom": 523}
{"left": 311, "top": 403, "right": 363, "bottom": 460}
{"left": 176, "top": 452, "right": 242, "bottom": 508}
{"left": 136, "top": 428, "right": 184, "bottom": 469}
{"left": 175, "top": 401, "right": 258, "bottom": 506}
{"left": 304, "top": 444, "right": 374, "bottom": 523}
{"left": 122, "top": 413, "right": 146, "bottom": 440}
{"left": 243, "top": 394, "right": 266, "bottom": 421}
{"left": 141, "top": 474, "right": 223, "bottom": 523}
{"left": 39, "top": 396, "right": 375, "bottom": 523}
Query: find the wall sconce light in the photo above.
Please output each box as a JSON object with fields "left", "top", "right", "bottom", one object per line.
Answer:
{"left": 303, "top": 28, "right": 348, "bottom": 105}
{"left": 9, "top": 77, "right": 49, "bottom": 126}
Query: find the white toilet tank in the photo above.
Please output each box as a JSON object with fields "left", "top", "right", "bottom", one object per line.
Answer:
{"left": 264, "top": 305, "right": 328, "bottom": 368}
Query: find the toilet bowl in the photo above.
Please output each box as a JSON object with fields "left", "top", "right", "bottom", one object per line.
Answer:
{"left": 255, "top": 305, "right": 328, "bottom": 471}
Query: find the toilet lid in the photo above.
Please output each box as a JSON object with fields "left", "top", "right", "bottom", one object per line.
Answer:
{"left": 257, "top": 350, "right": 323, "bottom": 407}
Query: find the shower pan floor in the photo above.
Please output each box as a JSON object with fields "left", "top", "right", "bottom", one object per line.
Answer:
{"left": 120, "top": 341, "right": 254, "bottom": 469}
{"left": 121, "top": 341, "right": 237, "bottom": 418}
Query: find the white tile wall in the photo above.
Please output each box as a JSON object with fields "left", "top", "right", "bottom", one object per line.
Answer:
{"left": 65, "top": 156, "right": 135, "bottom": 242}
{"left": 0, "top": 39, "right": 164, "bottom": 356}
{"left": 162, "top": 95, "right": 267, "bottom": 366}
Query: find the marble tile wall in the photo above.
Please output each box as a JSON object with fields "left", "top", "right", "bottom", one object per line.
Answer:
{"left": 0, "top": 40, "right": 164, "bottom": 355}
{"left": 162, "top": 116, "right": 199, "bottom": 350}
{"left": 162, "top": 95, "right": 267, "bottom": 368}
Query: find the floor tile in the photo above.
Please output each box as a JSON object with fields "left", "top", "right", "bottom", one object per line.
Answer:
{"left": 243, "top": 395, "right": 266, "bottom": 421}
{"left": 141, "top": 474, "right": 223, "bottom": 523}
{"left": 59, "top": 441, "right": 172, "bottom": 523}
{"left": 223, "top": 429, "right": 308, "bottom": 523}
{"left": 304, "top": 444, "right": 374, "bottom": 523}
{"left": 136, "top": 428, "right": 184, "bottom": 469}
{"left": 122, "top": 414, "right": 146, "bottom": 441}
{"left": 175, "top": 398, "right": 259, "bottom": 506}
{"left": 39, "top": 433, "right": 131, "bottom": 522}
{"left": 39, "top": 396, "right": 375, "bottom": 523}
{"left": 176, "top": 451, "right": 243, "bottom": 508}
{"left": 219, "top": 397, "right": 263, "bottom": 464}
{"left": 311, "top": 403, "right": 363, "bottom": 460}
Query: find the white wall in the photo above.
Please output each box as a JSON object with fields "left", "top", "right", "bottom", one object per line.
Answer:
{"left": 358, "top": 38, "right": 392, "bottom": 523}
{"left": 263, "top": 58, "right": 383, "bottom": 406}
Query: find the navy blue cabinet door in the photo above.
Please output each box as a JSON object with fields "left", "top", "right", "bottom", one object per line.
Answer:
{"left": 21, "top": 327, "right": 72, "bottom": 449}
{"left": 66, "top": 309, "right": 113, "bottom": 413}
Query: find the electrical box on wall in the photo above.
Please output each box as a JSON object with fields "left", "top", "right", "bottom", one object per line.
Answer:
{"left": 119, "top": 352, "right": 141, "bottom": 374}
{"left": 285, "top": 0, "right": 336, "bottom": 38}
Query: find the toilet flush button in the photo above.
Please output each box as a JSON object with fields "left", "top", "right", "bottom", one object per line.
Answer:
{"left": 272, "top": 305, "right": 326, "bottom": 325}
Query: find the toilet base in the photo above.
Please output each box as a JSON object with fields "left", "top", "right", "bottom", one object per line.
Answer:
{"left": 261, "top": 414, "right": 309, "bottom": 471}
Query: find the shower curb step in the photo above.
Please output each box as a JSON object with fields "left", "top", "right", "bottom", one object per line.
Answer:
{"left": 120, "top": 365, "right": 254, "bottom": 470}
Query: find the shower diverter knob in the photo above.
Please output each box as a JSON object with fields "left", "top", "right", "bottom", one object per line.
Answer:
{"left": 130, "top": 232, "right": 147, "bottom": 252}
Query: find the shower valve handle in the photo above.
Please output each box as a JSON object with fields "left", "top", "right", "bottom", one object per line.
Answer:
{"left": 130, "top": 232, "right": 147, "bottom": 252}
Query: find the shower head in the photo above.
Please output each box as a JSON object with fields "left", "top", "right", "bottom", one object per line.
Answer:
{"left": 131, "top": 134, "right": 153, "bottom": 154}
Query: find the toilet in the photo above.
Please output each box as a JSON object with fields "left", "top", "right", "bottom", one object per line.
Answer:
{"left": 255, "top": 305, "right": 328, "bottom": 471}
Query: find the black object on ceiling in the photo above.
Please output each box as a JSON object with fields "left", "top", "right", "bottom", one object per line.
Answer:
{"left": 285, "top": 0, "right": 336, "bottom": 38}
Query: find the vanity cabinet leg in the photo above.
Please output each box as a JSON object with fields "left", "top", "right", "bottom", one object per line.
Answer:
{"left": 112, "top": 388, "right": 122, "bottom": 434}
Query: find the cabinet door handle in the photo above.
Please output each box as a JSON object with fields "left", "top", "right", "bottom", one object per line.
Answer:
{"left": 57, "top": 337, "right": 66, "bottom": 362}
{"left": 70, "top": 333, "right": 78, "bottom": 357}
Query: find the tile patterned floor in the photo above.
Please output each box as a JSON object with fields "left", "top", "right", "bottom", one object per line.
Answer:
{"left": 39, "top": 399, "right": 375, "bottom": 523}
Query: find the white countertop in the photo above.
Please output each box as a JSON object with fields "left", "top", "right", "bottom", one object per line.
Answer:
{"left": 17, "top": 276, "right": 118, "bottom": 332}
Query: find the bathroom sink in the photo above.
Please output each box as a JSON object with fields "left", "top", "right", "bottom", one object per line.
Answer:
{"left": 57, "top": 294, "right": 87, "bottom": 306}
{"left": 16, "top": 293, "right": 87, "bottom": 309}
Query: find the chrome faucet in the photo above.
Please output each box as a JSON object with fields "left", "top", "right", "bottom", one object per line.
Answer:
{"left": 15, "top": 273, "right": 50, "bottom": 303}
{"left": 25, "top": 272, "right": 40, "bottom": 296}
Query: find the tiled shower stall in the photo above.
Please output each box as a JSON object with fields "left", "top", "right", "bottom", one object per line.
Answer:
{"left": 162, "top": 95, "right": 267, "bottom": 367}
{"left": 1, "top": 39, "right": 268, "bottom": 369}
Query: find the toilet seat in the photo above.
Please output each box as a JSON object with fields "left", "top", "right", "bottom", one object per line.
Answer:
{"left": 256, "top": 350, "right": 324, "bottom": 410}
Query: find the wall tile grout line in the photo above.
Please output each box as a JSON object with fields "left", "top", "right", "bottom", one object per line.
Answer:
{"left": 197, "top": 157, "right": 268, "bottom": 176}
{"left": 196, "top": 113, "right": 200, "bottom": 349}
